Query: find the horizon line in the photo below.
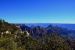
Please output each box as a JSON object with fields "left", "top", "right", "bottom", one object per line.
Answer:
{"left": 10, "top": 22, "right": 75, "bottom": 24}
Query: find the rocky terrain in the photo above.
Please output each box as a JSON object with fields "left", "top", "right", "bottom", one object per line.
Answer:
{"left": 0, "top": 20, "right": 75, "bottom": 50}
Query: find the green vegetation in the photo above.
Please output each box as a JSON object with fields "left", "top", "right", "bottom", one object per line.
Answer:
{"left": 0, "top": 20, "right": 74, "bottom": 50}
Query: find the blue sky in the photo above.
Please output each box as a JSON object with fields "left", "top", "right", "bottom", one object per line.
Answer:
{"left": 0, "top": 0, "right": 75, "bottom": 23}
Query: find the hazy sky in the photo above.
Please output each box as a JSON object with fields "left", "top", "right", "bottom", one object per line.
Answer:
{"left": 0, "top": 0, "right": 75, "bottom": 23}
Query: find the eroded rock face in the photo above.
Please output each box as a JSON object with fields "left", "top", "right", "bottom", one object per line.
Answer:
{"left": 26, "top": 31, "right": 30, "bottom": 37}
{"left": 5, "top": 30, "right": 11, "bottom": 34}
